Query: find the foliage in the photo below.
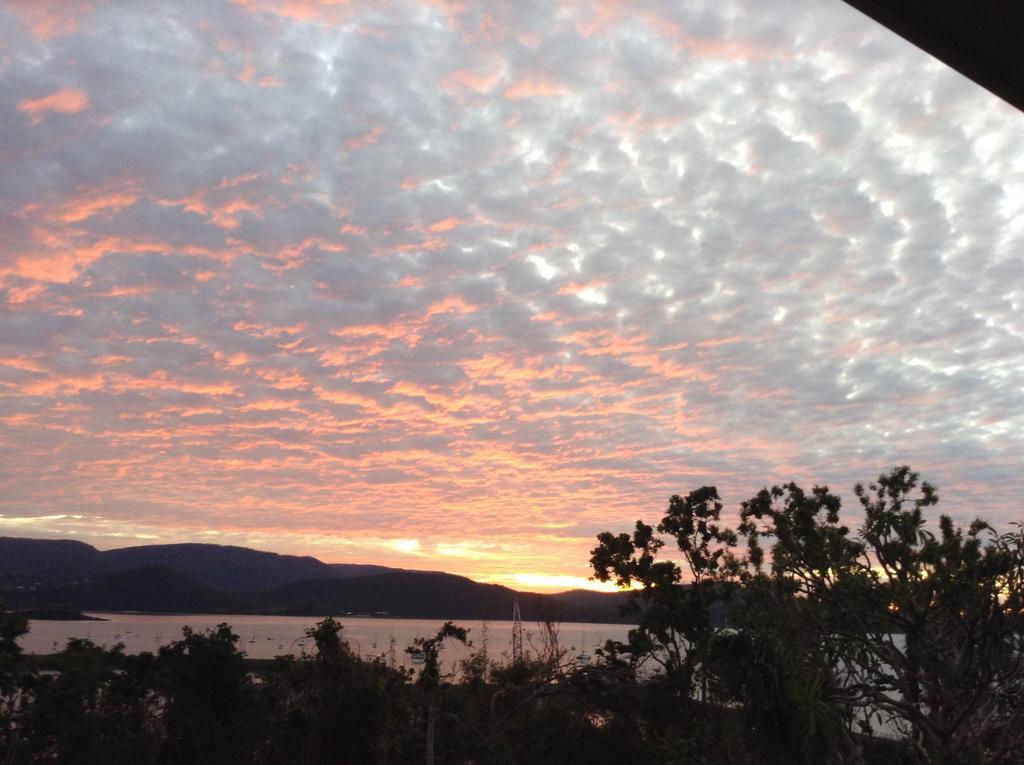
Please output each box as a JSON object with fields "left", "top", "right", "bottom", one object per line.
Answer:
{"left": 0, "top": 610, "right": 29, "bottom": 763}
{"left": 590, "top": 466, "right": 1024, "bottom": 765}
{"left": 406, "top": 621, "right": 469, "bottom": 765}
{"left": 590, "top": 486, "right": 740, "bottom": 712}
{"left": 407, "top": 621, "right": 469, "bottom": 689}
{"left": 257, "top": 618, "right": 415, "bottom": 764}
{"left": 0, "top": 609, "right": 27, "bottom": 698}
{"left": 15, "top": 639, "right": 160, "bottom": 764}
{"left": 738, "top": 467, "right": 1024, "bottom": 764}
{"left": 457, "top": 621, "right": 496, "bottom": 687}
{"left": 152, "top": 623, "right": 258, "bottom": 763}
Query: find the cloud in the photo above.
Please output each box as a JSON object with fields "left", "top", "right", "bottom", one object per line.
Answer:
{"left": 504, "top": 79, "right": 568, "bottom": 99}
{"left": 0, "top": 0, "right": 1022, "bottom": 589}
{"left": 17, "top": 88, "right": 89, "bottom": 121}
{"left": 4, "top": 0, "right": 93, "bottom": 40}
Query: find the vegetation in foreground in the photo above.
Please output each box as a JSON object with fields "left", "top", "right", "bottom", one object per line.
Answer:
{"left": 1, "top": 467, "right": 1022, "bottom": 764}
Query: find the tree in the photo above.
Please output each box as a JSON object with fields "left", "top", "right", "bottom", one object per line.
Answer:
{"left": 0, "top": 610, "right": 27, "bottom": 690}
{"left": 305, "top": 616, "right": 348, "bottom": 662}
{"left": 0, "top": 611, "right": 29, "bottom": 763}
{"left": 590, "top": 487, "right": 739, "bottom": 702}
{"left": 154, "top": 623, "right": 256, "bottom": 764}
{"left": 13, "top": 639, "right": 161, "bottom": 764}
{"left": 591, "top": 467, "right": 1024, "bottom": 764}
{"left": 590, "top": 487, "right": 746, "bottom": 758}
{"left": 407, "top": 622, "right": 468, "bottom": 765}
{"left": 257, "top": 618, "right": 415, "bottom": 765}
{"left": 739, "top": 467, "right": 1024, "bottom": 764}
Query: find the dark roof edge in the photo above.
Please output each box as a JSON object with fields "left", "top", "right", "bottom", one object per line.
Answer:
{"left": 841, "top": 0, "right": 1024, "bottom": 113}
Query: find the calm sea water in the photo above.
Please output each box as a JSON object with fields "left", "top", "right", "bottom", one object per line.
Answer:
{"left": 19, "top": 613, "right": 633, "bottom": 670}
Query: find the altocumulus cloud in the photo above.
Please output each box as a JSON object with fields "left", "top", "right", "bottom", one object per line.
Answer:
{"left": 0, "top": 0, "right": 1022, "bottom": 589}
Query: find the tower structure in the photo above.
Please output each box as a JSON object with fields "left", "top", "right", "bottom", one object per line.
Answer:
{"left": 511, "top": 596, "right": 524, "bottom": 665}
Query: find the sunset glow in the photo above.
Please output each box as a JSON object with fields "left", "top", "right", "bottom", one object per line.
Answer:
{"left": 1, "top": 1, "right": 1022, "bottom": 592}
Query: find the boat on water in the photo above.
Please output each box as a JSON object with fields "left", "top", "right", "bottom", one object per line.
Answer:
{"left": 575, "top": 630, "right": 592, "bottom": 662}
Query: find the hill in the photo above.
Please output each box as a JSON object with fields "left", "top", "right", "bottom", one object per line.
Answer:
{"left": 41, "top": 565, "right": 248, "bottom": 614}
{"left": 103, "top": 543, "right": 396, "bottom": 591}
{"left": 5, "top": 566, "right": 632, "bottom": 624}
{"left": 0, "top": 537, "right": 399, "bottom": 591}
{"left": 0, "top": 537, "right": 112, "bottom": 579}
{"left": 0, "top": 536, "right": 634, "bottom": 624}
{"left": 263, "top": 571, "right": 632, "bottom": 623}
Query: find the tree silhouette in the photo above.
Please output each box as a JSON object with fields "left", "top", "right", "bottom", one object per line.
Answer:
{"left": 408, "top": 622, "right": 468, "bottom": 765}
{"left": 740, "top": 467, "right": 1024, "bottom": 763}
{"left": 154, "top": 624, "right": 255, "bottom": 763}
{"left": 592, "top": 466, "right": 1024, "bottom": 764}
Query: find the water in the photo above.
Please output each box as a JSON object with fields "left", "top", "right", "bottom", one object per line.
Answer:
{"left": 19, "top": 613, "right": 633, "bottom": 671}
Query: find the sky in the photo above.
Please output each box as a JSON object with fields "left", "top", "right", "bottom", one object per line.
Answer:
{"left": 1, "top": 0, "right": 1022, "bottom": 593}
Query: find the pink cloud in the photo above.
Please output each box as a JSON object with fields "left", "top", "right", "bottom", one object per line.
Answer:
{"left": 504, "top": 79, "right": 568, "bottom": 100}
{"left": 426, "top": 217, "right": 466, "bottom": 233}
{"left": 231, "top": 0, "right": 353, "bottom": 24}
{"left": 444, "top": 69, "right": 502, "bottom": 94}
{"left": 22, "top": 186, "right": 139, "bottom": 224}
{"left": 344, "top": 125, "right": 385, "bottom": 150}
{"left": 18, "top": 88, "right": 89, "bottom": 122}
{"left": 7, "top": 1, "right": 92, "bottom": 40}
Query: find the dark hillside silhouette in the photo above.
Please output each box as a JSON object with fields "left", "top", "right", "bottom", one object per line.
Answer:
{"left": 0, "top": 538, "right": 112, "bottom": 579}
{"left": 267, "top": 571, "right": 633, "bottom": 623}
{"left": 3, "top": 554, "right": 634, "bottom": 623}
{"left": 42, "top": 566, "right": 245, "bottom": 614}
{"left": 102, "top": 543, "right": 396, "bottom": 591}
{"left": 0, "top": 538, "right": 401, "bottom": 590}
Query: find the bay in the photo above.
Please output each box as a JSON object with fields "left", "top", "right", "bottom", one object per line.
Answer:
{"left": 19, "top": 612, "right": 633, "bottom": 670}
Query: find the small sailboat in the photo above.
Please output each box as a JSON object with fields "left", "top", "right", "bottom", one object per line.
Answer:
{"left": 575, "top": 630, "right": 591, "bottom": 662}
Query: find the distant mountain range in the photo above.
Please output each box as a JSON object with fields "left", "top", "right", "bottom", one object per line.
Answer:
{"left": 0, "top": 537, "right": 395, "bottom": 590}
{"left": 0, "top": 537, "right": 635, "bottom": 624}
